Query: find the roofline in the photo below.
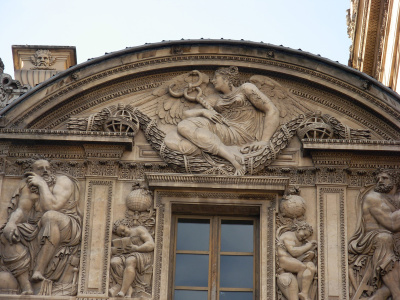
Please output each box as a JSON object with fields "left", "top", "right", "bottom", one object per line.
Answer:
{"left": 2, "top": 39, "right": 399, "bottom": 115}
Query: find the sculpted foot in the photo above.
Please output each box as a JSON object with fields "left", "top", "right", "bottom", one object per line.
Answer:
{"left": 227, "top": 146, "right": 246, "bottom": 175}
{"left": 234, "top": 164, "right": 246, "bottom": 176}
{"left": 299, "top": 292, "right": 310, "bottom": 300}
{"left": 108, "top": 284, "right": 121, "bottom": 297}
{"left": 31, "top": 271, "right": 45, "bottom": 282}
{"left": 21, "top": 287, "right": 34, "bottom": 295}
{"left": 117, "top": 291, "right": 125, "bottom": 297}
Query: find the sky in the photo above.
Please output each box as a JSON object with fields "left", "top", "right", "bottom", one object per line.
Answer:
{"left": 0, "top": 0, "right": 352, "bottom": 76}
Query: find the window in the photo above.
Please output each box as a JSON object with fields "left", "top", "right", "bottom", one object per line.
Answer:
{"left": 172, "top": 216, "right": 258, "bottom": 300}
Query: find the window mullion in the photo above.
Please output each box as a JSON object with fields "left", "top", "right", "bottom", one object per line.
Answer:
{"left": 210, "top": 216, "right": 219, "bottom": 300}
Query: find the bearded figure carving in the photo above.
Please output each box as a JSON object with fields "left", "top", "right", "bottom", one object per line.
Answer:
{"left": 0, "top": 158, "right": 81, "bottom": 296}
{"left": 30, "top": 49, "right": 56, "bottom": 70}
{"left": 349, "top": 169, "right": 400, "bottom": 300}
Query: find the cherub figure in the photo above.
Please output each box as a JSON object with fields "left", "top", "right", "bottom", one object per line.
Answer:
{"left": 277, "top": 220, "right": 317, "bottom": 300}
{"left": 109, "top": 220, "right": 155, "bottom": 298}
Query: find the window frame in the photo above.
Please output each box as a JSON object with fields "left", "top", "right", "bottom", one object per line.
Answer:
{"left": 171, "top": 215, "right": 260, "bottom": 300}
{"left": 149, "top": 184, "right": 284, "bottom": 300}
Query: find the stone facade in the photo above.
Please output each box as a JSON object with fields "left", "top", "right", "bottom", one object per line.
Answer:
{"left": 0, "top": 40, "right": 398, "bottom": 300}
{"left": 347, "top": 0, "right": 400, "bottom": 93}
{"left": 12, "top": 45, "right": 77, "bottom": 87}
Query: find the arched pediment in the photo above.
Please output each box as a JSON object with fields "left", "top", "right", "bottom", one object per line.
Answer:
{"left": 1, "top": 41, "right": 400, "bottom": 300}
{"left": 0, "top": 40, "right": 398, "bottom": 140}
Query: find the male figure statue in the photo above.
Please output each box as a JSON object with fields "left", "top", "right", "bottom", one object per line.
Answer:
{"left": 277, "top": 220, "right": 317, "bottom": 300}
{"left": 109, "top": 219, "right": 155, "bottom": 298}
{"left": 348, "top": 169, "right": 400, "bottom": 300}
{"left": 0, "top": 159, "right": 81, "bottom": 295}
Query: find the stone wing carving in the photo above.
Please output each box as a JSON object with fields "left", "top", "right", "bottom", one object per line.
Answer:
{"left": 249, "top": 75, "right": 312, "bottom": 124}
{"left": 154, "top": 70, "right": 212, "bottom": 125}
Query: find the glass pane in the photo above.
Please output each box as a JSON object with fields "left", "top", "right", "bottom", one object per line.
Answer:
{"left": 174, "top": 290, "right": 208, "bottom": 300}
{"left": 221, "top": 220, "right": 253, "bottom": 252}
{"left": 175, "top": 254, "right": 209, "bottom": 287}
{"left": 220, "top": 255, "right": 253, "bottom": 288}
{"left": 177, "top": 219, "right": 210, "bottom": 251}
{"left": 220, "top": 291, "right": 253, "bottom": 300}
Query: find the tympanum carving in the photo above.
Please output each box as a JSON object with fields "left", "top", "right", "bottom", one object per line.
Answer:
{"left": 348, "top": 169, "right": 400, "bottom": 300}
{"left": 67, "top": 67, "right": 371, "bottom": 176}
{"left": 109, "top": 182, "right": 155, "bottom": 298}
{"left": 276, "top": 192, "right": 318, "bottom": 300}
{"left": 0, "top": 158, "right": 81, "bottom": 296}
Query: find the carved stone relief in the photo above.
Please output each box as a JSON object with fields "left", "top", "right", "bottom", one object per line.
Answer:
{"left": 109, "top": 182, "right": 155, "bottom": 298}
{"left": 0, "top": 158, "right": 81, "bottom": 296}
{"left": 348, "top": 169, "right": 400, "bottom": 300}
{"left": 276, "top": 191, "right": 318, "bottom": 300}
{"left": 67, "top": 67, "right": 371, "bottom": 177}
{"left": 0, "top": 45, "right": 397, "bottom": 300}
{"left": 30, "top": 49, "right": 56, "bottom": 70}
{"left": 0, "top": 58, "right": 29, "bottom": 108}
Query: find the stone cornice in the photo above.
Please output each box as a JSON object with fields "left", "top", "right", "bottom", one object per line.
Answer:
{"left": 146, "top": 173, "right": 290, "bottom": 192}
{"left": 0, "top": 40, "right": 399, "bottom": 131}
{"left": 0, "top": 129, "right": 134, "bottom": 150}
{"left": 302, "top": 138, "right": 400, "bottom": 152}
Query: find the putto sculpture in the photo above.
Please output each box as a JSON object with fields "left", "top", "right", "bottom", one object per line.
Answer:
{"left": 0, "top": 158, "right": 81, "bottom": 296}
{"left": 109, "top": 182, "right": 155, "bottom": 298}
{"left": 276, "top": 192, "right": 318, "bottom": 300}
{"left": 348, "top": 169, "right": 400, "bottom": 300}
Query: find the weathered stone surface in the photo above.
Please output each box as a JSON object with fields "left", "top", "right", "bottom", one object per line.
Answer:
{"left": 0, "top": 40, "right": 398, "bottom": 299}
{"left": 12, "top": 46, "right": 77, "bottom": 87}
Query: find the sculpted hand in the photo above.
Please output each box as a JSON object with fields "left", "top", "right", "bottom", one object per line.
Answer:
{"left": 302, "top": 250, "right": 316, "bottom": 262}
{"left": 3, "top": 222, "right": 19, "bottom": 244}
{"left": 311, "top": 240, "right": 317, "bottom": 246}
{"left": 25, "top": 172, "right": 46, "bottom": 189}
{"left": 125, "top": 244, "right": 139, "bottom": 252}
{"left": 241, "top": 141, "right": 269, "bottom": 154}
{"left": 202, "top": 110, "right": 226, "bottom": 125}
{"left": 249, "top": 141, "right": 269, "bottom": 151}
{"left": 308, "top": 240, "right": 318, "bottom": 251}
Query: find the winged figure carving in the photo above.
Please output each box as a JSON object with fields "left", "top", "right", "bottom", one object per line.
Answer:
{"left": 136, "top": 66, "right": 313, "bottom": 175}
{"left": 67, "top": 67, "right": 370, "bottom": 175}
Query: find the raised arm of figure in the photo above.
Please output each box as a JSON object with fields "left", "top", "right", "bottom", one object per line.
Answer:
{"left": 283, "top": 233, "right": 314, "bottom": 258}
{"left": 242, "top": 82, "right": 280, "bottom": 143}
{"left": 27, "top": 174, "right": 74, "bottom": 211}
